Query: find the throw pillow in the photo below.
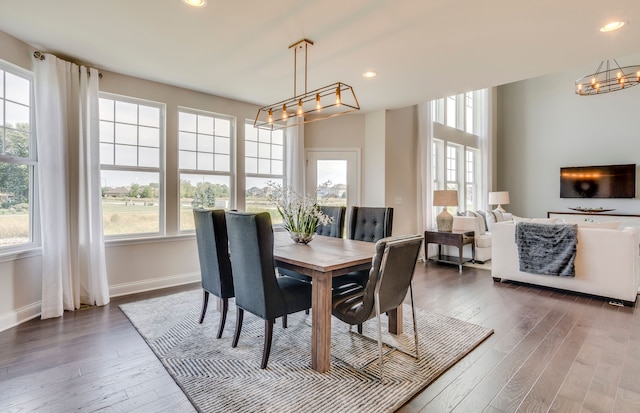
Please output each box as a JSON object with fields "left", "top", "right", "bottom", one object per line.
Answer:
{"left": 485, "top": 209, "right": 497, "bottom": 231}
{"left": 493, "top": 209, "right": 505, "bottom": 222}
{"left": 465, "top": 211, "right": 486, "bottom": 235}
{"left": 475, "top": 210, "right": 489, "bottom": 232}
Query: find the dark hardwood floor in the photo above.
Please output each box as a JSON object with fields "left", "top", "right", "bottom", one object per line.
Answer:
{"left": 2, "top": 262, "right": 640, "bottom": 412}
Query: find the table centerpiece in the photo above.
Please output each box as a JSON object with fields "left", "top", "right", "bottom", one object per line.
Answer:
{"left": 268, "top": 182, "right": 333, "bottom": 244}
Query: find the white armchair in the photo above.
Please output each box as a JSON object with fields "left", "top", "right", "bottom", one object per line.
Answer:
{"left": 452, "top": 215, "right": 492, "bottom": 263}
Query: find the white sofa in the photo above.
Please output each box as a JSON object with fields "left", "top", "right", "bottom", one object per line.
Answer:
{"left": 452, "top": 211, "right": 512, "bottom": 263}
{"left": 491, "top": 221, "right": 640, "bottom": 306}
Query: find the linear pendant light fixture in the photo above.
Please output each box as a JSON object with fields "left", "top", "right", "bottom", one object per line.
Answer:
{"left": 575, "top": 59, "right": 640, "bottom": 95}
{"left": 254, "top": 39, "right": 360, "bottom": 130}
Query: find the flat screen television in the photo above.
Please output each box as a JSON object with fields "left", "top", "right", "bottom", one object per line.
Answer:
{"left": 560, "top": 164, "right": 636, "bottom": 198}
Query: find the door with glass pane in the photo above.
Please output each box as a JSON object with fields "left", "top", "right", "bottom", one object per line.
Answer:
{"left": 305, "top": 149, "right": 360, "bottom": 212}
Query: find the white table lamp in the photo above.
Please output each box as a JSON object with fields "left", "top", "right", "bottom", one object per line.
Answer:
{"left": 433, "top": 190, "right": 458, "bottom": 232}
{"left": 488, "top": 191, "right": 510, "bottom": 213}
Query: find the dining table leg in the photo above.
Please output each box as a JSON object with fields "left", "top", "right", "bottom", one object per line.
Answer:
{"left": 311, "top": 270, "right": 332, "bottom": 373}
{"left": 387, "top": 305, "right": 403, "bottom": 335}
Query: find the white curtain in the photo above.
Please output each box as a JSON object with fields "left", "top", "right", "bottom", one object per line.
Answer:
{"left": 478, "top": 88, "right": 493, "bottom": 209}
{"left": 285, "top": 121, "right": 305, "bottom": 195}
{"left": 33, "top": 53, "right": 110, "bottom": 319}
{"left": 417, "top": 101, "right": 435, "bottom": 259}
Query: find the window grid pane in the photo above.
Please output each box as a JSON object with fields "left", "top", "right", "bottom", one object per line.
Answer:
{"left": 179, "top": 110, "right": 232, "bottom": 173}
{"left": 100, "top": 99, "right": 161, "bottom": 168}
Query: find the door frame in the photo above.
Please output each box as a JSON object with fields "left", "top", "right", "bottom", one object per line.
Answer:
{"left": 305, "top": 148, "right": 361, "bottom": 208}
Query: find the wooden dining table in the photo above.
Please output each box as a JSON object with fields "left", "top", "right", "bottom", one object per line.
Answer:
{"left": 273, "top": 232, "right": 403, "bottom": 373}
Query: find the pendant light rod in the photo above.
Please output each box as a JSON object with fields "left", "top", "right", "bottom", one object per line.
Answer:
{"left": 289, "top": 38, "right": 314, "bottom": 97}
{"left": 254, "top": 38, "right": 359, "bottom": 130}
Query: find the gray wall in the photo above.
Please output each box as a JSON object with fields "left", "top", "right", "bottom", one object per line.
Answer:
{"left": 497, "top": 52, "right": 640, "bottom": 217}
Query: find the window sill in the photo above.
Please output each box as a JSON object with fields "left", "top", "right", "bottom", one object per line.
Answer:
{"left": 105, "top": 233, "right": 195, "bottom": 248}
{"left": 0, "top": 247, "right": 42, "bottom": 264}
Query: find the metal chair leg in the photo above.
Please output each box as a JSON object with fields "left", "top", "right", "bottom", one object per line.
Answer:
{"left": 375, "top": 292, "right": 384, "bottom": 382}
{"left": 409, "top": 283, "right": 419, "bottom": 358}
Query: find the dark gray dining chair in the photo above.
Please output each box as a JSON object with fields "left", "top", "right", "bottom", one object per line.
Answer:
{"left": 277, "top": 205, "right": 346, "bottom": 284}
{"left": 332, "top": 234, "right": 423, "bottom": 381}
{"left": 334, "top": 206, "right": 394, "bottom": 287}
{"left": 193, "top": 208, "right": 234, "bottom": 339}
{"left": 225, "top": 211, "right": 312, "bottom": 369}
{"left": 316, "top": 205, "right": 346, "bottom": 238}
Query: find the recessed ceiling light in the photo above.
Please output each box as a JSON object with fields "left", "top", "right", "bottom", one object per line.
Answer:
{"left": 363, "top": 71, "right": 377, "bottom": 78}
{"left": 600, "top": 21, "right": 625, "bottom": 32}
{"left": 182, "top": 0, "right": 207, "bottom": 7}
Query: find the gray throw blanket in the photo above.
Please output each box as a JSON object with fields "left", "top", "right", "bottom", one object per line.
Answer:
{"left": 515, "top": 222, "right": 578, "bottom": 277}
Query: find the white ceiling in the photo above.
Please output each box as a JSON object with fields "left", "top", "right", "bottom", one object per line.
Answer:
{"left": 1, "top": 0, "right": 639, "bottom": 112}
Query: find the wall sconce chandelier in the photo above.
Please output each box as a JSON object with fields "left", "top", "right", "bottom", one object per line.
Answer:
{"left": 254, "top": 39, "right": 360, "bottom": 130}
{"left": 575, "top": 59, "right": 640, "bottom": 95}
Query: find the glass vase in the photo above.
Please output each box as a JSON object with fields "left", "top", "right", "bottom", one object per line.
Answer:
{"left": 288, "top": 231, "right": 315, "bottom": 244}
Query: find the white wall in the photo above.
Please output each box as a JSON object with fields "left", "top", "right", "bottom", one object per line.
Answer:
{"left": 364, "top": 110, "right": 386, "bottom": 205}
{"left": 384, "top": 106, "right": 419, "bottom": 235}
{"left": 497, "top": 52, "right": 640, "bottom": 218}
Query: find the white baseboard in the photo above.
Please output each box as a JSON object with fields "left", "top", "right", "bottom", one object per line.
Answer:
{"left": 0, "top": 301, "right": 41, "bottom": 333}
{"left": 108, "top": 272, "right": 200, "bottom": 298}
{"left": 0, "top": 273, "right": 200, "bottom": 333}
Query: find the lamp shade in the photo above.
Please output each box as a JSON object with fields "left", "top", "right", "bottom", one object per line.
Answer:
{"left": 488, "top": 191, "right": 510, "bottom": 206}
{"left": 433, "top": 190, "right": 459, "bottom": 207}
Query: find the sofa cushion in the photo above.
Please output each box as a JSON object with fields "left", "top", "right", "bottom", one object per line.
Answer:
{"left": 513, "top": 215, "right": 558, "bottom": 225}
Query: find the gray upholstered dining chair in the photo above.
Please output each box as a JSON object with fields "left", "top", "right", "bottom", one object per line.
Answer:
{"left": 193, "top": 208, "right": 234, "bottom": 339}
{"left": 348, "top": 206, "right": 394, "bottom": 242}
{"left": 331, "top": 234, "right": 423, "bottom": 381}
{"left": 277, "top": 205, "right": 346, "bottom": 284}
{"left": 316, "top": 205, "right": 346, "bottom": 238}
{"left": 333, "top": 206, "right": 394, "bottom": 287}
{"left": 225, "top": 211, "right": 312, "bottom": 369}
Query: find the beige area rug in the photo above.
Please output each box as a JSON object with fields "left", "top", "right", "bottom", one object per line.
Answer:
{"left": 120, "top": 289, "right": 493, "bottom": 413}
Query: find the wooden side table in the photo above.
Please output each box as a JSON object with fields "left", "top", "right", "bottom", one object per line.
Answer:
{"left": 424, "top": 230, "right": 474, "bottom": 272}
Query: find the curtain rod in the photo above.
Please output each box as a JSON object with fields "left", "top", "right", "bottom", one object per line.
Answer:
{"left": 33, "top": 51, "right": 103, "bottom": 79}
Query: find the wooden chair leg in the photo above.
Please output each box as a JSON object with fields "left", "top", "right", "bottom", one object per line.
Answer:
{"left": 357, "top": 323, "right": 363, "bottom": 334}
{"left": 232, "top": 308, "right": 244, "bottom": 348}
{"left": 199, "top": 290, "right": 209, "bottom": 324}
{"left": 282, "top": 314, "right": 287, "bottom": 328}
{"left": 261, "top": 319, "right": 274, "bottom": 369}
{"left": 216, "top": 297, "right": 229, "bottom": 339}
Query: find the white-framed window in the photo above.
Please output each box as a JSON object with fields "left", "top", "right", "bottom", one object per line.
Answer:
{"left": 436, "top": 92, "right": 475, "bottom": 134}
{"left": 0, "top": 60, "right": 37, "bottom": 251}
{"left": 446, "top": 144, "right": 459, "bottom": 192}
{"left": 178, "top": 108, "right": 234, "bottom": 231}
{"left": 244, "top": 121, "right": 284, "bottom": 223}
{"left": 446, "top": 95, "right": 457, "bottom": 128}
{"left": 465, "top": 148, "right": 477, "bottom": 211}
{"left": 431, "top": 91, "right": 482, "bottom": 211}
{"left": 99, "top": 93, "right": 165, "bottom": 238}
{"left": 465, "top": 92, "right": 474, "bottom": 134}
